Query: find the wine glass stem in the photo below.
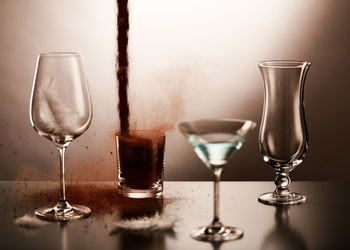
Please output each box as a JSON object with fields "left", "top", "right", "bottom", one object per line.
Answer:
{"left": 212, "top": 168, "right": 223, "bottom": 225}
{"left": 58, "top": 146, "right": 67, "bottom": 202}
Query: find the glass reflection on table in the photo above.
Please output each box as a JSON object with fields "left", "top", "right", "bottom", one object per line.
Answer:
{"left": 60, "top": 222, "right": 68, "bottom": 250}
{"left": 260, "top": 206, "right": 306, "bottom": 250}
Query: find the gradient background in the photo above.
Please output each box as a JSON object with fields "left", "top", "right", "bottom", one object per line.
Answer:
{"left": 0, "top": 0, "right": 349, "bottom": 181}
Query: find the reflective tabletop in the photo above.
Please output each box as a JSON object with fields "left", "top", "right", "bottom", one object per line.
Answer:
{"left": 0, "top": 181, "right": 348, "bottom": 250}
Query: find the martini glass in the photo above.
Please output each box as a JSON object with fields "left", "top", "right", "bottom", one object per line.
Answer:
{"left": 178, "top": 119, "right": 256, "bottom": 242}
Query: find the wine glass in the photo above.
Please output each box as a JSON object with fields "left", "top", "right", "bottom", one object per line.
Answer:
{"left": 178, "top": 119, "right": 256, "bottom": 242}
{"left": 258, "top": 60, "right": 311, "bottom": 205}
{"left": 29, "top": 52, "right": 93, "bottom": 221}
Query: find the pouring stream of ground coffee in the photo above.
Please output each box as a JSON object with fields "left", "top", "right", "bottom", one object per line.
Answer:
{"left": 117, "top": 0, "right": 130, "bottom": 136}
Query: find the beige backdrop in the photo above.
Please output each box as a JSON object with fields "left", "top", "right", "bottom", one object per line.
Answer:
{"left": 0, "top": 0, "right": 349, "bottom": 181}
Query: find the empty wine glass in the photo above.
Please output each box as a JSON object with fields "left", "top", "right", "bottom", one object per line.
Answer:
{"left": 179, "top": 119, "right": 256, "bottom": 242}
{"left": 258, "top": 60, "right": 311, "bottom": 205}
{"left": 29, "top": 52, "right": 93, "bottom": 221}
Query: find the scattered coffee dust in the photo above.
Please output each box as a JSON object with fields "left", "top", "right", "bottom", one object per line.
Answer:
{"left": 128, "top": 65, "right": 193, "bottom": 133}
{"left": 15, "top": 164, "right": 57, "bottom": 181}
{"left": 15, "top": 133, "right": 117, "bottom": 181}
{"left": 13, "top": 182, "right": 163, "bottom": 218}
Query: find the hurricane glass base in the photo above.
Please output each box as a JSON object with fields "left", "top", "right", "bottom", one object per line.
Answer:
{"left": 258, "top": 192, "right": 306, "bottom": 206}
{"left": 35, "top": 201, "right": 91, "bottom": 221}
{"left": 191, "top": 224, "right": 243, "bottom": 242}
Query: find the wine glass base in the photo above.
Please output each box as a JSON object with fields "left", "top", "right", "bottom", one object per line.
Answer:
{"left": 191, "top": 225, "right": 243, "bottom": 242}
{"left": 35, "top": 204, "right": 91, "bottom": 221}
{"left": 258, "top": 192, "right": 306, "bottom": 206}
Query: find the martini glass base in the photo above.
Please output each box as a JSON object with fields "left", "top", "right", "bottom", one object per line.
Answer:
{"left": 258, "top": 192, "right": 306, "bottom": 206}
{"left": 191, "top": 224, "right": 244, "bottom": 242}
{"left": 35, "top": 202, "right": 91, "bottom": 221}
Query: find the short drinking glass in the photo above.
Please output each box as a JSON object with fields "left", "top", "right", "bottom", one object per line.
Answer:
{"left": 116, "top": 130, "right": 165, "bottom": 198}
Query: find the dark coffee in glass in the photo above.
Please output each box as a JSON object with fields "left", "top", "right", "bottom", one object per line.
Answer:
{"left": 116, "top": 130, "right": 165, "bottom": 198}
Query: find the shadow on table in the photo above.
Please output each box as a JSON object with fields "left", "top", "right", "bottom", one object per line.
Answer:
{"left": 260, "top": 205, "right": 306, "bottom": 250}
{"left": 109, "top": 195, "right": 175, "bottom": 250}
{"left": 111, "top": 230, "right": 175, "bottom": 250}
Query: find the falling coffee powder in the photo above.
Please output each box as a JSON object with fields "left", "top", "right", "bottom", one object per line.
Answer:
{"left": 117, "top": 0, "right": 130, "bottom": 136}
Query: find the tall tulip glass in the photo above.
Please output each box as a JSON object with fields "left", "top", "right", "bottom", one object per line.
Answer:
{"left": 258, "top": 60, "right": 311, "bottom": 206}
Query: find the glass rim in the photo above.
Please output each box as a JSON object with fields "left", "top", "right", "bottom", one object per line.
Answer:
{"left": 178, "top": 118, "right": 257, "bottom": 132}
{"left": 179, "top": 118, "right": 256, "bottom": 126}
{"left": 38, "top": 52, "right": 82, "bottom": 58}
{"left": 178, "top": 118, "right": 256, "bottom": 137}
{"left": 115, "top": 130, "right": 166, "bottom": 137}
{"left": 258, "top": 60, "right": 311, "bottom": 68}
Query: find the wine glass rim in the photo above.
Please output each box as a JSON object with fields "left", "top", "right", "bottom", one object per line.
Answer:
{"left": 258, "top": 60, "right": 311, "bottom": 68}
{"left": 38, "top": 52, "right": 82, "bottom": 57}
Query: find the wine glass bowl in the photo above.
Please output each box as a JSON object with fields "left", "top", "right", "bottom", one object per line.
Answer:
{"left": 258, "top": 60, "right": 311, "bottom": 206}
{"left": 179, "top": 119, "right": 256, "bottom": 242}
{"left": 30, "top": 52, "right": 92, "bottom": 221}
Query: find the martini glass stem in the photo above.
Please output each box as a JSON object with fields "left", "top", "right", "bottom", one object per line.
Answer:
{"left": 58, "top": 146, "right": 67, "bottom": 202}
{"left": 212, "top": 168, "right": 223, "bottom": 226}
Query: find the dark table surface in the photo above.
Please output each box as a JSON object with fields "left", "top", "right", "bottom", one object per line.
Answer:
{"left": 0, "top": 181, "right": 349, "bottom": 250}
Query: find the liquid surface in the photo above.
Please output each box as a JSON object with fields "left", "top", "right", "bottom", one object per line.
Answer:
{"left": 187, "top": 133, "right": 244, "bottom": 169}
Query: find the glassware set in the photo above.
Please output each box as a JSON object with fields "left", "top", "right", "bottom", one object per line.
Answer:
{"left": 29, "top": 54, "right": 311, "bottom": 241}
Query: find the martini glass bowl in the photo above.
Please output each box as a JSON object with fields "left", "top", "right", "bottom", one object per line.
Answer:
{"left": 178, "top": 119, "right": 256, "bottom": 242}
